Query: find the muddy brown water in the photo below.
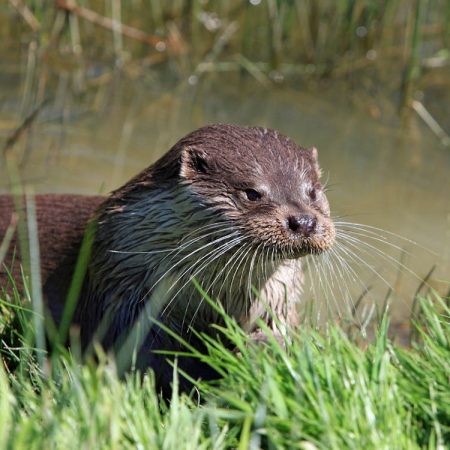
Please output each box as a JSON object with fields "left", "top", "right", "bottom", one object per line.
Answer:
{"left": 0, "top": 65, "right": 449, "bottom": 324}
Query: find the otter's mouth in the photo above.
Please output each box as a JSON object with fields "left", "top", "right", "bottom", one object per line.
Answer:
{"left": 236, "top": 215, "right": 336, "bottom": 260}
{"left": 284, "top": 221, "right": 336, "bottom": 259}
{"left": 244, "top": 227, "right": 335, "bottom": 261}
{"left": 265, "top": 240, "right": 331, "bottom": 261}
{"left": 282, "top": 244, "right": 328, "bottom": 260}
{"left": 272, "top": 231, "right": 336, "bottom": 259}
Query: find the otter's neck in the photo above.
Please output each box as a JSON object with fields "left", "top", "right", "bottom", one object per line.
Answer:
{"left": 80, "top": 184, "right": 281, "bottom": 340}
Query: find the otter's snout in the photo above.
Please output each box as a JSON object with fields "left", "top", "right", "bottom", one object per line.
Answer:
{"left": 286, "top": 214, "right": 317, "bottom": 236}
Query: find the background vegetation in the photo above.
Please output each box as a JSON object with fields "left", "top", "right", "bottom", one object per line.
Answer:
{"left": 3, "top": 0, "right": 449, "bottom": 114}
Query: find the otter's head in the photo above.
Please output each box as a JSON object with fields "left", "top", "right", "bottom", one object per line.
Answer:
{"left": 158, "top": 124, "right": 335, "bottom": 259}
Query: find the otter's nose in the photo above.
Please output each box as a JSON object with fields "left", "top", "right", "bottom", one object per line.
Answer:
{"left": 287, "top": 215, "right": 317, "bottom": 236}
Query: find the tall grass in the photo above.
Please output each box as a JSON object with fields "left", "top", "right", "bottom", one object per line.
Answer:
{"left": 1, "top": 270, "right": 449, "bottom": 448}
{"left": 4, "top": 0, "right": 448, "bottom": 80}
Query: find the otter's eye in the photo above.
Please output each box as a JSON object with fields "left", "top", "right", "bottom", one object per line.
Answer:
{"left": 308, "top": 188, "right": 317, "bottom": 202}
{"left": 244, "top": 189, "right": 262, "bottom": 201}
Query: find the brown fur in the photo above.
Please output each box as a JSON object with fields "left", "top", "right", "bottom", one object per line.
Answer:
{"left": 0, "top": 194, "right": 104, "bottom": 295}
{"left": 0, "top": 124, "right": 334, "bottom": 393}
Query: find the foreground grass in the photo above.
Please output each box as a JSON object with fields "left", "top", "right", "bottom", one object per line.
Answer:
{"left": 0, "top": 283, "right": 449, "bottom": 449}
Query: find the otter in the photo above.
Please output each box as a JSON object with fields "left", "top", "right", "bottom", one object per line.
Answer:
{"left": 0, "top": 124, "right": 335, "bottom": 391}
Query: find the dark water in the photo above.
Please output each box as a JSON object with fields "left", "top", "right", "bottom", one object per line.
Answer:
{"left": 1, "top": 65, "right": 449, "bottom": 321}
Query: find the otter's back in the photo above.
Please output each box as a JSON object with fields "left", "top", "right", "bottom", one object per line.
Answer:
{"left": 0, "top": 194, "right": 104, "bottom": 296}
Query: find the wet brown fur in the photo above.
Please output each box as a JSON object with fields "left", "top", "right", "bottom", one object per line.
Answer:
{"left": 0, "top": 195, "right": 104, "bottom": 292}
{"left": 0, "top": 124, "right": 334, "bottom": 392}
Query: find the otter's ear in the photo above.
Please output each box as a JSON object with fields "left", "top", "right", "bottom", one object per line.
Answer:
{"left": 180, "top": 146, "right": 209, "bottom": 178}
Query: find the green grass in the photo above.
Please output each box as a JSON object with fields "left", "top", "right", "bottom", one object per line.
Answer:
{"left": 1, "top": 275, "right": 449, "bottom": 449}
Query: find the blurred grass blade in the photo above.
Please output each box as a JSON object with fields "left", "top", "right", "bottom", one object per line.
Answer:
{"left": 25, "top": 189, "right": 46, "bottom": 370}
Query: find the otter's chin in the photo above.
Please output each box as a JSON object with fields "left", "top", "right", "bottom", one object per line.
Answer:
{"left": 270, "top": 245, "right": 324, "bottom": 260}
{"left": 284, "top": 237, "right": 336, "bottom": 259}
{"left": 284, "top": 247, "right": 324, "bottom": 260}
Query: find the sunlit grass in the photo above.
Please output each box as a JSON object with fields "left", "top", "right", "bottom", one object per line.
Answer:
{"left": 1, "top": 272, "right": 449, "bottom": 449}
